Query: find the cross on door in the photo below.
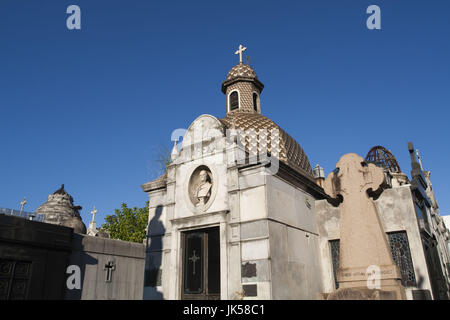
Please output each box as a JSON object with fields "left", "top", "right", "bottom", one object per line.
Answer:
{"left": 104, "top": 260, "right": 115, "bottom": 282}
{"left": 189, "top": 250, "right": 200, "bottom": 275}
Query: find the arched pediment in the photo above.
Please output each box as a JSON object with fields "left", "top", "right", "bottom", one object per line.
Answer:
{"left": 177, "top": 114, "right": 225, "bottom": 161}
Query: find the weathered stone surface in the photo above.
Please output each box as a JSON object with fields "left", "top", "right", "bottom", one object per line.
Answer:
{"left": 323, "top": 153, "right": 406, "bottom": 299}
{"left": 324, "top": 287, "right": 397, "bottom": 300}
{"left": 242, "top": 262, "right": 257, "bottom": 278}
{"left": 0, "top": 214, "right": 73, "bottom": 299}
{"left": 35, "top": 184, "right": 86, "bottom": 234}
{"left": 241, "top": 259, "right": 271, "bottom": 283}
{"left": 66, "top": 234, "right": 145, "bottom": 300}
{"left": 240, "top": 220, "right": 269, "bottom": 240}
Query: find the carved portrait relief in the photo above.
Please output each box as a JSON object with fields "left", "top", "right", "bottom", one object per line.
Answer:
{"left": 188, "top": 166, "right": 213, "bottom": 209}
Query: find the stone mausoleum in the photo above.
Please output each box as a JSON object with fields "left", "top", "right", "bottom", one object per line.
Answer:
{"left": 142, "top": 46, "right": 450, "bottom": 300}
{"left": 0, "top": 185, "right": 145, "bottom": 300}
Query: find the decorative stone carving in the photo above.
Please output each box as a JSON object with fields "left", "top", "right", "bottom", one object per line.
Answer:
{"left": 189, "top": 166, "right": 213, "bottom": 208}
{"left": 323, "top": 153, "right": 406, "bottom": 300}
{"left": 180, "top": 115, "right": 224, "bottom": 162}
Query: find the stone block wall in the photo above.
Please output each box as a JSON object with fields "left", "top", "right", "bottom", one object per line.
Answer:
{"left": 66, "top": 234, "right": 145, "bottom": 300}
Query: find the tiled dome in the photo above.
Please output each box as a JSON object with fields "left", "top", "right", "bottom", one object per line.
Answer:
{"left": 226, "top": 63, "right": 257, "bottom": 80}
{"left": 220, "top": 112, "right": 314, "bottom": 178}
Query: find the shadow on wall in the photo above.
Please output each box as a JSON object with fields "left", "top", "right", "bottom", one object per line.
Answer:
{"left": 65, "top": 234, "right": 98, "bottom": 300}
{"left": 417, "top": 272, "right": 424, "bottom": 288}
{"left": 144, "top": 205, "right": 165, "bottom": 299}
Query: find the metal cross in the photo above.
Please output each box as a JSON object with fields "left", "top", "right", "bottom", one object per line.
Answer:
{"left": 104, "top": 260, "right": 116, "bottom": 282}
{"left": 91, "top": 206, "right": 98, "bottom": 223}
{"left": 189, "top": 250, "right": 200, "bottom": 275}
{"left": 235, "top": 44, "right": 247, "bottom": 64}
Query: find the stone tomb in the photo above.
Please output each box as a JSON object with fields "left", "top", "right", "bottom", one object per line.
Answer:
{"left": 321, "top": 153, "right": 406, "bottom": 300}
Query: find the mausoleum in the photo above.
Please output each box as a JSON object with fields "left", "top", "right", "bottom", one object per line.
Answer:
{"left": 142, "top": 46, "right": 450, "bottom": 300}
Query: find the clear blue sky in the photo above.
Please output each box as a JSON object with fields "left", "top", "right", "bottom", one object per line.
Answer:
{"left": 1, "top": 0, "right": 449, "bottom": 226}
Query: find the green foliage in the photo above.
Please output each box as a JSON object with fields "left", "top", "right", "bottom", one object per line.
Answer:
{"left": 101, "top": 201, "right": 149, "bottom": 243}
{"left": 156, "top": 144, "right": 172, "bottom": 174}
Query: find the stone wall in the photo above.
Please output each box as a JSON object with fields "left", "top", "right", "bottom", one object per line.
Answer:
{"left": 266, "top": 174, "right": 323, "bottom": 299}
{"left": 0, "top": 214, "right": 73, "bottom": 300}
{"left": 375, "top": 186, "right": 434, "bottom": 299}
{"left": 238, "top": 167, "right": 271, "bottom": 299}
{"left": 66, "top": 234, "right": 145, "bottom": 300}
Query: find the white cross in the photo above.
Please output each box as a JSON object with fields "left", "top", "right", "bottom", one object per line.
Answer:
{"left": 19, "top": 197, "right": 27, "bottom": 214}
{"left": 416, "top": 149, "right": 424, "bottom": 170}
{"left": 91, "top": 206, "right": 98, "bottom": 223}
{"left": 189, "top": 250, "right": 200, "bottom": 275}
{"left": 235, "top": 44, "right": 247, "bottom": 64}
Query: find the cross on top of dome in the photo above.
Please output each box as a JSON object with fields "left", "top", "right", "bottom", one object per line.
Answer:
{"left": 235, "top": 44, "right": 247, "bottom": 64}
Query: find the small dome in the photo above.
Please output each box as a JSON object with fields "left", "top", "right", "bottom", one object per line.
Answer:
{"left": 36, "top": 184, "right": 87, "bottom": 234}
{"left": 226, "top": 63, "right": 257, "bottom": 80}
{"left": 365, "top": 146, "right": 401, "bottom": 173}
{"left": 222, "top": 63, "right": 264, "bottom": 95}
{"left": 220, "top": 112, "right": 314, "bottom": 178}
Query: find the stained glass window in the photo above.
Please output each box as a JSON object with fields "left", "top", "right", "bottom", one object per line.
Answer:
{"left": 388, "top": 231, "right": 417, "bottom": 287}
{"left": 329, "top": 240, "right": 340, "bottom": 289}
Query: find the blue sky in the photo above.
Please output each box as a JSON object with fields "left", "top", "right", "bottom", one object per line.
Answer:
{"left": 1, "top": 0, "right": 449, "bottom": 226}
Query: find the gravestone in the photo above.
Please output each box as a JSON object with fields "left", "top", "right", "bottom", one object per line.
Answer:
{"left": 322, "top": 153, "right": 406, "bottom": 300}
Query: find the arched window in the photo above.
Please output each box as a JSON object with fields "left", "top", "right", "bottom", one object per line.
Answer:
{"left": 229, "top": 91, "right": 239, "bottom": 111}
{"left": 253, "top": 93, "right": 258, "bottom": 112}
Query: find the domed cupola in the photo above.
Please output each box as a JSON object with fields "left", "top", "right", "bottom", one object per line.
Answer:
{"left": 220, "top": 113, "right": 314, "bottom": 178}
{"left": 219, "top": 45, "right": 315, "bottom": 180}
{"left": 222, "top": 45, "right": 264, "bottom": 115}
{"left": 35, "top": 184, "right": 87, "bottom": 234}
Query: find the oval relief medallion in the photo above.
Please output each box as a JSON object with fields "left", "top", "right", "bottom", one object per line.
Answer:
{"left": 188, "top": 165, "right": 213, "bottom": 209}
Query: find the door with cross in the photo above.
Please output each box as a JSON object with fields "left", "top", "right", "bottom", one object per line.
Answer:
{"left": 181, "top": 227, "right": 220, "bottom": 300}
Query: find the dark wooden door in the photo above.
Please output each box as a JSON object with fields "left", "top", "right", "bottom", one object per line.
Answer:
{"left": 0, "top": 259, "right": 32, "bottom": 300}
{"left": 181, "top": 227, "right": 220, "bottom": 300}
